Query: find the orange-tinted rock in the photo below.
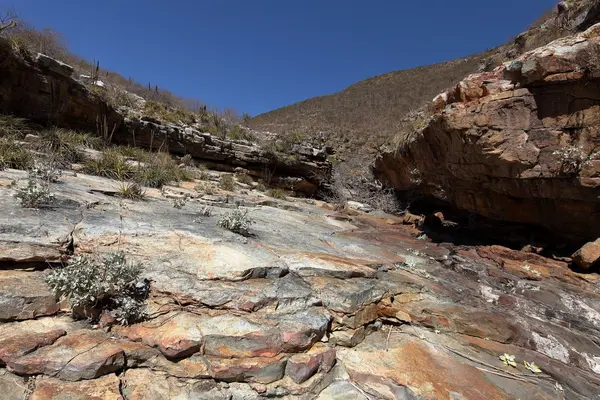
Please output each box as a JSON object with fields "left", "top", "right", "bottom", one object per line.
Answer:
{"left": 0, "top": 329, "right": 66, "bottom": 365}
{"left": 114, "top": 312, "right": 203, "bottom": 359}
{"left": 8, "top": 330, "right": 156, "bottom": 381}
{"left": 285, "top": 344, "right": 336, "bottom": 384}
{"left": 0, "top": 271, "right": 60, "bottom": 321}
{"left": 375, "top": 24, "right": 600, "bottom": 244}
{"left": 338, "top": 334, "right": 509, "bottom": 400}
{"left": 30, "top": 374, "right": 122, "bottom": 400}
{"left": 572, "top": 238, "right": 600, "bottom": 270}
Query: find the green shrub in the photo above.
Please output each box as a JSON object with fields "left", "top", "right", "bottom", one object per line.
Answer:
{"left": 181, "top": 154, "right": 195, "bottom": 167}
{"left": 0, "top": 114, "right": 32, "bottom": 138}
{"left": 217, "top": 209, "right": 254, "bottom": 236}
{"left": 219, "top": 175, "right": 236, "bottom": 191}
{"left": 195, "top": 182, "right": 215, "bottom": 195}
{"left": 117, "top": 181, "right": 145, "bottom": 200}
{"left": 236, "top": 173, "right": 254, "bottom": 185}
{"left": 84, "top": 148, "right": 134, "bottom": 180}
{"left": 39, "top": 128, "right": 101, "bottom": 164}
{"left": 228, "top": 125, "right": 257, "bottom": 142}
{"left": 135, "top": 152, "right": 191, "bottom": 188}
{"left": 266, "top": 188, "right": 287, "bottom": 199}
{"left": 45, "top": 252, "right": 149, "bottom": 325}
{"left": 0, "top": 138, "right": 33, "bottom": 170}
{"left": 143, "top": 101, "right": 197, "bottom": 125}
{"left": 113, "top": 146, "right": 150, "bottom": 162}
{"left": 198, "top": 171, "right": 210, "bottom": 181}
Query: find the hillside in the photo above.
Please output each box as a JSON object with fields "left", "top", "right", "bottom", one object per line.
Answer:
{"left": 249, "top": 52, "right": 496, "bottom": 152}
{"left": 249, "top": 1, "right": 596, "bottom": 155}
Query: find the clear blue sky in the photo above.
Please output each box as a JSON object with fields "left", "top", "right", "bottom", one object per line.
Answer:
{"left": 6, "top": 0, "right": 556, "bottom": 116}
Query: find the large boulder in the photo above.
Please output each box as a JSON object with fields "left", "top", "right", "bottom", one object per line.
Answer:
{"left": 572, "top": 238, "right": 600, "bottom": 270}
{"left": 376, "top": 23, "right": 600, "bottom": 244}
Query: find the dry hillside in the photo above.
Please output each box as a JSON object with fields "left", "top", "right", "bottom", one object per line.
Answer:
{"left": 249, "top": 1, "right": 597, "bottom": 156}
{"left": 249, "top": 52, "right": 496, "bottom": 153}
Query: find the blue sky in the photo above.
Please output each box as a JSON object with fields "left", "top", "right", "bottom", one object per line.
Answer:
{"left": 5, "top": 0, "right": 556, "bottom": 116}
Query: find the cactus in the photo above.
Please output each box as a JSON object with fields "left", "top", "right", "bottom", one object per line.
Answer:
{"left": 0, "top": 19, "right": 16, "bottom": 33}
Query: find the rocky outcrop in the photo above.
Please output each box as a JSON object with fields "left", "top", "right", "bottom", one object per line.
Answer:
{"left": 0, "top": 37, "right": 331, "bottom": 193}
{"left": 0, "top": 37, "right": 122, "bottom": 133}
{"left": 1, "top": 168, "right": 600, "bottom": 398}
{"left": 119, "top": 117, "right": 331, "bottom": 194}
{"left": 376, "top": 23, "right": 600, "bottom": 244}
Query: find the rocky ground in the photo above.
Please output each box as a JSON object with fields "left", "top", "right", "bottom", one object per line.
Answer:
{"left": 1, "top": 166, "right": 599, "bottom": 400}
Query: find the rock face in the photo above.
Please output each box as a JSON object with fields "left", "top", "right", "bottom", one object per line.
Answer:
{"left": 1, "top": 168, "right": 600, "bottom": 399}
{"left": 376, "top": 24, "right": 600, "bottom": 244}
{"left": 0, "top": 38, "right": 122, "bottom": 133}
{"left": 119, "top": 117, "right": 331, "bottom": 194}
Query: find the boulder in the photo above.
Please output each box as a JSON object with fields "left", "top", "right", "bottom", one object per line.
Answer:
{"left": 572, "top": 238, "right": 600, "bottom": 270}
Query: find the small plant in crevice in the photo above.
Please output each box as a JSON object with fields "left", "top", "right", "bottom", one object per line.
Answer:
{"left": 236, "top": 173, "right": 254, "bottom": 185}
{"left": 266, "top": 188, "right": 287, "bottom": 200}
{"left": 217, "top": 208, "right": 254, "bottom": 236}
{"left": 45, "top": 252, "right": 149, "bottom": 325}
{"left": 193, "top": 205, "right": 213, "bottom": 223}
{"left": 117, "top": 181, "right": 146, "bottom": 201}
{"left": 195, "top": 182, "right": 215, "bottom": 195}
{"left": 180, "top": 154, "right": 195, "bottom": 167}
{"left": 15, "top": 178, "right": 54, "bottom": 208}
{"left": 172, "top": 196, "right": 189, "bottom": 209}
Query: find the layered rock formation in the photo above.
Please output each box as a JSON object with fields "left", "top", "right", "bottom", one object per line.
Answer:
{"left": 0, "top": 38, "right": 122, "bottom": 133}
{"left": 119, "top": 117, "right": 330, "bottom": 194}
{"left": 1, "top": 168, "right": 600, "bottom": 398}
{"left": 376, "top": 23, "right": 600, "bottom": 244}
{"left": 0, "top": 36, "right": 330, "bottom": 194}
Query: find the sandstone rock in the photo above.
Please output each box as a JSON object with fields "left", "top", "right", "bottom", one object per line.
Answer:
{"left": 0, "top": 329, "right": 65, "bottom": 365}
{"left": 316, "top": 380, "right": 365, "bottom": 399}
{"left": 329, "top": 327, "right": 366, "bottom": 348}
{"left": 0, "top": 369, "right": 27, "bottom": 400}
{"left": 375, "top": 24, "right": 600, "bottom": 243}
{"left": 268, "top": 310, "right": 330, "bottom": 352}
{"left": 285, "top": 344, "right": 336, "bottom": 384}
{"left": 209, "top": 355, "right": 287, "bottom": 384}
{"left": 8, "top": 330, "right": 155, "bottom": 381}
{"left": 0, "top": 38, "right": 122, "bottom": 132}
{"left": 30, "top": 374, "right": 121, "bottom": 400}
{"left": 200, "top": 314, "right": 283, "bottom": 358}
{"left": 338, "top": 333, "right": 508, "bottom": 400}
{"left": 285, "top": 353, "right": 320, "bottom": 384}
{"left": 0, "top": 271, "right": 59, "bottom": 321}
{"left": 123, "top": 369, "right": 231, "bottom": 400}
{"left": 345, "top": 201, "right": 373, "bottom": 213}
{"left": 115, "top": 312, "right": 203, "bottom": 358}
{"left": 572, "top": 238, "right": 600, "bottom": 270}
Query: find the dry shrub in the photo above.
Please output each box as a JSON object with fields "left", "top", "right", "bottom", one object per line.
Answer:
{"left": 324, "top": 157, "right": 400, "bottom": 214}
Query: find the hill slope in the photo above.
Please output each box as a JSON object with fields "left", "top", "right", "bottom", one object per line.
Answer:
{"left": 249, "top": 1, "right": 598, "bottom": 155}
{"left": 249, "top": 52, "right": 495, "bottom": 152}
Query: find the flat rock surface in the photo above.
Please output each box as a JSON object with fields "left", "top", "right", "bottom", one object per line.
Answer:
{"left": 1, "top": 167, "right": 599, "bottom": 399}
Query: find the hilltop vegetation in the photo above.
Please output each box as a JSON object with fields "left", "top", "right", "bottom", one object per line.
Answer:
{"left": 248, "top": 1, "right": 591, "bottom": 157}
